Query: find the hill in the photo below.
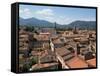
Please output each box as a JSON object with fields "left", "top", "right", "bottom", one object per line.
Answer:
{"left": 19, "top": 17, "right": 96, "bottom": 30}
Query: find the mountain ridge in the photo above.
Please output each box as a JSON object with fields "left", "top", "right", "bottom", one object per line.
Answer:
{"left": 19, "top": 17, "right": 96, "bottom": 30}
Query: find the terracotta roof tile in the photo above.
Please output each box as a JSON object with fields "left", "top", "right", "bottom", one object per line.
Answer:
{"left": 86, "top": 58, "right": 96, "bottom": 67}
{"left": 66, "top": 57, "right": 88, "bottom": 68}
{"left": 32, "top": 63, "right": 58, "bottom": 69}
{"left": 55, "top": 47, "right": 71, "bottom": 56}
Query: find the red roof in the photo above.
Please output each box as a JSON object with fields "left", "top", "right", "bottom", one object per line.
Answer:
{"left": 66, "top": 57, "right": 88, "bottom": 68}
{"left": 86, "top": 58, "right": 96, "bottom": 67}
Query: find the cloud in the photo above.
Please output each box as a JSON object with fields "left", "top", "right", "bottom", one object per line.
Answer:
{"left": 20, "top": 8, "right": 30, "bottom": 13}
{"left": 19, "top": 8, "right": 32, "bottom": 19}
{"left": 36, "top": 9, "right": 54, "bottom": 16}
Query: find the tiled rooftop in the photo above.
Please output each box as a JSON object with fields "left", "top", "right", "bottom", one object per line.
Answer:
{"left": 55, "top": 47, "right": 71, "bottom": 56}
{"left": 66, "top": 57, "right": 88, "bottom": 68}
{"left": 86, "top": 58, "right": 96, "bottom": 67}
{"left": 32, "top": 62, "right": 58, "bottom": 70}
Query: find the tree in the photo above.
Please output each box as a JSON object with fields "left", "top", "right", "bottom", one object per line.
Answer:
{"left": 29, "top": 57, "right": 37, "bottom": 66}
{"left": 25, "top": 26, "right": 34, "bottom": 32}
{"left": 22, "top": 63, "right": 30, "bottom": 72}
{"left": 67, "top": 27, "right": 73, "bottom": 31}
{"left": 34, "top": 30, "right": 39, "bottom": 35}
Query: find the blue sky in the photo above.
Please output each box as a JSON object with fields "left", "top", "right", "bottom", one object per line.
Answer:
{"left": 19, "top": 4, "right": 96, "bottom": 25}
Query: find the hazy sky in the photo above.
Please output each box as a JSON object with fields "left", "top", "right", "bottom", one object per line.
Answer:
{"left": 19, "top": 4, "right": 96, "bottom": 25}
